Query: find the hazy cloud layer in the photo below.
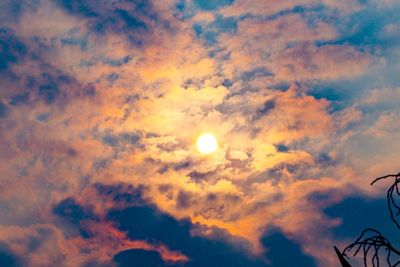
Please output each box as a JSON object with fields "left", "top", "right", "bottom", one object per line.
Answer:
{"left": 1, "top": 0, "right": 400, "bottom": 266}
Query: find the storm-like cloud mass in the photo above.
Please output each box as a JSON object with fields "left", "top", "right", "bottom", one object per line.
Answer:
{"left": 1, "top": 0, "right": 400, "bottom": 266}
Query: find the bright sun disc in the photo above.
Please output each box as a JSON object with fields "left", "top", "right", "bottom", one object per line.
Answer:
{"left": 197, "top": 133, "right": 218, "bottom": 154}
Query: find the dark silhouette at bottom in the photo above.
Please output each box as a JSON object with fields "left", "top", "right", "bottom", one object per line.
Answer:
{"left": 334, "top": 246, "right": 352, "bottom": 267}
{"left": 335, "top": 172, "right": 400, "bottom": 267}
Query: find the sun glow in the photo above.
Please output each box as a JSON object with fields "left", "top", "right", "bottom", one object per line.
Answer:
{"left": 197, "top": 133, "right": 218, "bottom": 154}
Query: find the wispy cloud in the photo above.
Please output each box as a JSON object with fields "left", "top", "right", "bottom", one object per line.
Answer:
{"left": 1, "top": 0, "right": 400, "bottom": 266}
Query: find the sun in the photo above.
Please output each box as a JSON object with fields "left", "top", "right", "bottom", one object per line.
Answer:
{"left": 197, "top": 133, "right": 218, "bottom": 154}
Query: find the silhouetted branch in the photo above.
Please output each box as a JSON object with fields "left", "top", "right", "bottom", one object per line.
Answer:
{"left": 338, "top": 172, "right": 400, "bottom": 267}
{"left": 341, "top": 228, "right": 400, "bottom": 267}
{"left": 335, "top": 246, "right": 352, "bottom": 267}
{"left": 371, "top": 172, "right": 400, "bottom": 230}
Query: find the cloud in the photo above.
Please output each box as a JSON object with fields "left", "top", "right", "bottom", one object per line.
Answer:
{"left": 0, "top": 28, "right": 27, "bottom": 71}
{"left": 1, "top": 0, "right": 400, "bottom": 266}
{"left": 0, "top": 184, "right": 189, "bottom": 266}
{"left": 270, "top": 43, "right": 374, "bottom": 81}
{"left": 261, "top": 229, "right": 317, "bottom": 267}
{"left": 219, "top": 0, "right": 363, "bottom": 17}
{"left": 0, "top": 243, "right": 21, "bottom": 267}
{"left": 107, "top": 200, "right": 266, "bottom": 267}
{"left": 54, "top": 0, "right": 167, "bottom": 47}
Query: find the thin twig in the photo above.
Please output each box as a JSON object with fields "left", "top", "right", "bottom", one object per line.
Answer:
{"left": 339, "top": 172, "right": 400, "bottom": 266}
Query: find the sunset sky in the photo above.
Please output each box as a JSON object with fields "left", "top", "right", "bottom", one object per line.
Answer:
{"left": 1, "top": 0, "right": 400, "bottom": 266}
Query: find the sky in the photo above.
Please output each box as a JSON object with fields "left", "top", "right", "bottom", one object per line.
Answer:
{"left": 1, "top": 0, "right": 400, "bottom": 266}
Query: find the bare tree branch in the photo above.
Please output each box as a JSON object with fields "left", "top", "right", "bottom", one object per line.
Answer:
{"left": 337, "top": 172, "right": 400, "bottom": 267}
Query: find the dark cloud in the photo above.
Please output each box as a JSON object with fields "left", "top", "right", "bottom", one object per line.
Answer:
{"left": 0, "top": 28, "right": 27, "bottom": 71}
{"left": 114, "top": 249, "right": 168, "bottom": 267}
{"left": 94, "top": 183, "right": 147, "bottom": 206}
{"left": 316, "top": 153, "right": 334, "bottom": 166}
{"left": 267, "top": 164, "right": 301, "bottom": 182}
{"left": 101, "top": 55, "right": 132, "bottom": 67}
{"left": 324, "top": 196, "right": 400, "bottom": 244}
{"left": 108, "top": 204, "right": 267, "bottom": 267}
{"left": 0, "top": 0, "right": 24, "bottom": 23}
{"left": 9, "top": 92, "right": 29, "bottom": 106}
{"left": 102, "top": 132, "right": 142, "bottom": 148}
{"left": 0, "top": 243, "right": 21, "bottom": 267}
{"left": 56, "top": 0, "right": 97, "bottom": 17}
{"left": 102, "top": 134, "right": 119, "bottom": 147}
{"left": 193, "top": 15, "right": 237, "bottom": 45}
{"left": 106, "top": 73, "right": 119, "bottom": 85}
{"left": 0, "top": 34, "right": 91, "bottom": 107}
{"left": 261, "top": 229, "right": 317, "bottom": 267}
{"left": 53, "top": 183, "right": 148, "bottom": 226}
{"left": 60, "top": 36, "right": 88, "bottom": 50}
{"left": 122, "top": 133, "right": 141, "bottom": 144}
{"left": 254, "top": 100, "right": 276, "bottom": 120}
{"left": 176, "top": 190, "right": 194, "bottom": 209}
{"left": 0, "top": 102, "right": 8, "bottom": 118}
{"left": 39, "top": 72, "right": 69, "bottom": 104}
{"left": 115, "top": 8, "right": 148, "bottom": 31}
{"left": 157, "top": 165, "right": 169, "bottom": 174}
{"left": 55, "top": 0, "right": 166, "bottom": 46}
{"left": 206, "top": 193, "right": 217, "bottom": 202}
{"left": 1, "top": 0, "right": 397, "bottom": 266}
{"left": 222, "top": 79, "right": 233, "bottom": 88}
{"left": 81, "top": 83, "right": 97, "bottom": 97}
{"left": 241, "top": 67, "right": 273, "bottom": 83}
{"left": 275, "top": 144, "right": 289, "bottom": 152}
{"left": 173, "top": 160, "right": 192, "bottom": 171}
{"left": 83, "top": 260, "right": 114, "bottom": 267}
{"left": 53, "top": 197, "right": 95, "bottom": 224}
{"left": 187, "top": 170, "right": 213, "bottom": 182}
{"left": 51, "top": 185, "right": 267, "bottom": 267}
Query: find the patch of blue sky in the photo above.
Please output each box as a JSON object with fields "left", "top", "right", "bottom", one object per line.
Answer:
{"left": 234, "top": 3, "right": 331, "bottom": 29}
{"left": 310, "top": 55, "right": 400, "bottom": 114}
{"left": 308, "top": 83, "right": 349, "bottom": 112}
{"left": 265, "top": 4, "right": 325, "bottom": 21}
{"left": 193, "top": 15, "right": 237, "bottom": 46}
{"left": 309, "top": 2, "right": 400, "bottom": 114}
{"left": 318, "top": 2, "right": 400, "bottom": 49}
{"left": 193, "top": 0, "right": 235, "bottom": 11}
{"left": 175, "top": 0, "right": 236, "bottom": 21}
{"left": 173, "top": 0, "right": 196, "bottom": 21}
